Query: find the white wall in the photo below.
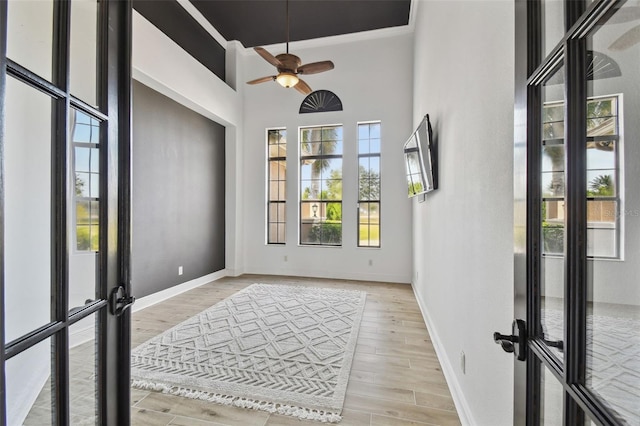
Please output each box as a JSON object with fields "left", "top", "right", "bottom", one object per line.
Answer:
{"left": 241, "top": 31, "right": 414, "bottom": 283}
{"left": 411, "top": 1, "right": 515, "bottom": 425}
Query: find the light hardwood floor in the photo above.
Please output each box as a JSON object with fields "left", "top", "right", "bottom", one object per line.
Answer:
{"left": 131, "top": 275, "right": 461, "bottom": 426}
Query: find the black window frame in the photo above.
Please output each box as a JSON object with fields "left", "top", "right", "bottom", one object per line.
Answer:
{"left": 541, "top": 95, "right": 622, "bottom": 259}
{"left": 357, "top": 121, "right": 381, "bottom": 248}
{"left": 267, "top": 128, "right": 287, "bottom": 245}
{"left": 299, "top": 124, "right": 343, "bottom": 247}
{"left": 72, "top": 109, "right": 102, "bottom": 253}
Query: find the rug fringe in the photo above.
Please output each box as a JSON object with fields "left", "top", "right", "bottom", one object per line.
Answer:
{"left": 131, "top": 379, "right": 343, "bottom": 423}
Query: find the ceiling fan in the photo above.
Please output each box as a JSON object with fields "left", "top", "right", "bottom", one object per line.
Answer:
{"left": 246, "top": 0, "right": 334, "bottom": 95}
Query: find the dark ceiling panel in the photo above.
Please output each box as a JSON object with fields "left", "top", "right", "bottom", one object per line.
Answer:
{"left": 133, "top": 0, "right": 226, "bottom": 80}
{"left": 190, "top": 0, "right": 411, "bottom": 48}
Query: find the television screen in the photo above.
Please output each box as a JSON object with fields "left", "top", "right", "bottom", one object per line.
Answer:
{"left": 403, "top": 114, "right": 437, "bottom": 197}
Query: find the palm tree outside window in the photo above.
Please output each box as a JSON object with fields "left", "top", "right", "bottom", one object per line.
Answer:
{"left": 299, "top": 125, "right": 343, "bottom": 246}
{"left": 542, "top": 95, "right": 621, "bottom": 258}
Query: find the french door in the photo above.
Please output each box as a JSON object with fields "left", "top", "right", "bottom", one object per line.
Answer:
{"left": 512, "top": 0, "right": 640, "bottom": 424}
{"left": 0, "top": 0, "right": 132, "bottom": 424}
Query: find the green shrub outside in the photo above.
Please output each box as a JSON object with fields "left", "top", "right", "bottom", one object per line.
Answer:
{"left": 542, "top": 222, "right": 563, "bottom": 254}
{"left": 308, "top": 222, "right": 342, "bottom": 245}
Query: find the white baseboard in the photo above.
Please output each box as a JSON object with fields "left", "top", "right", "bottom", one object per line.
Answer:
{"left": 411, "top": 282, "right": 475, "bottom": 426}
{"left": 133, "top": 269, "right": 228, "bottom": 312}
{"left": 243, "top": 266, "right": 410, "bottom": 284}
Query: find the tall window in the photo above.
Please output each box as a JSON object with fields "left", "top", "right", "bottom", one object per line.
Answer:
{"left": 267, "top": 129, "right": 287, "bottom": 244}
{"left": 72, "top": 109, "right": 101, "bottom": 252}
{"left": 300, "top": 125, "right": 343, "bottom": 246}
{"left": 542, "top": 95, "right": 620, "bottom": 258}
{"left": 358, "top": 122, "right": 381, "bottom": 247}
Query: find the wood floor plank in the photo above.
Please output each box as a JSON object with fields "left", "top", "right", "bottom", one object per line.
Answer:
{"left": 344, "top": 394, "right": 461, "bottom": 425}
{"left": 131, "top": 388, "right": 151, "bottom": 406}
{"left": 405, "top": 337, "right": 433, "bottom": 345}
{"left": 360, "top": 324, "right": 431, "bottom": 339}
{"left": 169, "top": 415, "right": 227, "bottom": 426}
{"left": 371, "top": 413, "right": 438, "bottom": 426}
{"left": 403, "top": 320, "right": 428, "bottom": 328}
{"left": 131, "top": 407, "right": 175, "bottom": 426}
{"left": 373, "top": 373, "right": 452, "bottom": 398}
{"left": 357, "top": 337, "right": 435, "bottom": 354}
{"left": 414, "top": 391, "right": 457, "bottom": 412}
{"left": 375, "top": 345, "right": 438, "bottom": 360}
{"left": 357, "top": 330, "right": 410, "bottom": 344}
{"left": 352, "top": 352, "right": 411, "bottom": 370}
{"left": 349, "top": 369, "right": 376, "bottom": 383}
{"left": 347, "top": 379, "right": 416, "bottom": 403}
{"left": 135, "top": 392, "right": 270, "bottom": 426}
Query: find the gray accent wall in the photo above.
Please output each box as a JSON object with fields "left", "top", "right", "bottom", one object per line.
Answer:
{"left": 132, "top": 81, "right": 225, "bottom": 298}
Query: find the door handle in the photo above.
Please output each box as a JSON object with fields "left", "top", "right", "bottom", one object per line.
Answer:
{"left": 494, "top": 319, "right": 526, "bottom": 361}
{"left": 109, "top": 286, "right": 136, "bottom": 316}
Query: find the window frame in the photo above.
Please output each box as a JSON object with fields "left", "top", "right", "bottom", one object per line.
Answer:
{"left": 299, "top": 124, "right": 343, "bottom": 247}
{"left": 357, "top": 121, "right": 381, "bottom": 248}
{"left": 266, "top": 128, "right": 287, "bottom": 245}
{"left": 71, "top": 109, "right": 102, "bottom": 254}
{"left": 541, "top": 94, "right": 622, "bottom": 260}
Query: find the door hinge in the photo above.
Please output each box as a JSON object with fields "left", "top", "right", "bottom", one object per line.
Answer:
{"left": 110, "top": 286, "right": 135, "bottom": 316}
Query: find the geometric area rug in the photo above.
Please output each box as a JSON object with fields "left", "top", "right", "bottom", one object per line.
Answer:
{"left": 131, "top": 284, "right": 366, "bottom": 423}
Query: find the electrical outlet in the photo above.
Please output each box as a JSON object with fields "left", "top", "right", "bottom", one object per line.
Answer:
{"left": 178, "top": 266, "right": 183, "bottom": 276}
{"left": 460, "top": 351, "right": 466, "bottom": 374}
{"left": 368, "top": 259, "right": 373, "bottom": 266}
{"left": 284, "top": 255, "right": 288, "bottom": 262}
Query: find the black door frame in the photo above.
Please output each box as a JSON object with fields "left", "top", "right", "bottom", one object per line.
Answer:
{"left": 514, "top": 0, "right": 630, "bottom": 424}
{"left": 0, "top": 0, "right": 132, "bottom": 424}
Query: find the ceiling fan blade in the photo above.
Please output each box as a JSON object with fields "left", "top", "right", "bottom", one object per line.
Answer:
{"left": 298, "top": 60, "right": 335, "bottom": 75}
{"left": 254, "top": 47, "right": 283, "bottom": 67}
{"left": 294, "top": 79, "right": 312, "bottom": 95}
{"left": 247, "top": 75, "right": 276, "bottom": 85}
{"left": 609, "top": 24, "right": 640, "bottom": 50}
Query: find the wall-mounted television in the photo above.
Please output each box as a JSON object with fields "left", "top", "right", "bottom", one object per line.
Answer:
{"left": 403, "top": 114, "right": 437, "bottom": 197}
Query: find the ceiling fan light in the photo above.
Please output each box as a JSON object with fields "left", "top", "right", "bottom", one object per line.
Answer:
{"left": 276, "top": 72, "right": 299, "bottom": 88}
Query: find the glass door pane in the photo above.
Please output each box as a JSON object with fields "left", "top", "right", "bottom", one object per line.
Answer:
{"left": 69, "top": 315, "right": 98, "bottom": 424}
{"left": 8, "top": 338, "right": 53, "bottom": 425}
{"left": 541, "top": 365, "right": 564, "bottom": 425}
{"left": 4, "top": 76, "right": 53, "bottom": 343}
{"left": 6, "top": 0, "right": 54, "bottom": 80}
{"left": 70, "top": 0, "right": 98, "bottom": 106}
{"left": 69, "top": 108, "right": 101, "bottom": 309}
{"left": 540, "top": 65, "right": 567, "bottom": 361}
{"left": 542, "top": 0, "right": 565, "bottom": 58}
{"left": 585, "top": 3, "right": 640, "bottom": 424}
